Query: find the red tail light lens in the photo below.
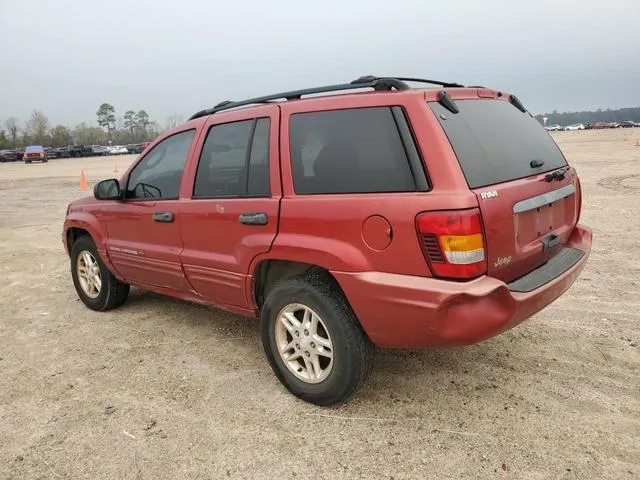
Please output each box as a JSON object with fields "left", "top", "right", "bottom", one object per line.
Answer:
{"left": 575, "top": 176, "right": 582, "bottom": 223}
{"left": 416, "top": 208, "right": 487, "bottom": 279}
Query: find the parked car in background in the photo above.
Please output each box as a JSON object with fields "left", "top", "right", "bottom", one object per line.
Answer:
{"left": 563, "top": 124, "right": 585, "bottom": 131}
{"left": 63, "top": 75, "right": 592, "bottom": 405}
{"left": 107, "top": 145, "right": 128, "bottom": 155}
{"left": 56, "top": 147, "right": 71, "bottom": 158}
{"left": 45, "top": 148, "right": 59, "bottom": 159}
{"left": 0, "top": 150, "right": 19, "bottom": 162}
{"left": 90, "top": 145, "right": 108, "bottom": 156}
{"left": 67, "top": 145, "right": 85, "bottom": 157}
{"left": 23, "top": 145, "right": 48, "bottom": 163}
{"left": 545, "top": 124, "right": 563, "bottom": 131}
{"left": 126, "top": 143, "right": 149, "bottom": 154}
{"left": 592, "top": 122, "right": 609, "bottom": 129}
{"left": 619, "top": 121, "right": 639, "bottom": 128}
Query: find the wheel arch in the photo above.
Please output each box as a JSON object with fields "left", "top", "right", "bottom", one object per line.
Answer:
{"left": 66, "top": 227, "right": 91, "bottom": 254}
{"left": 63, "top": 216, "right": 121, "bottom": 280}
{"left": 63, "top": 213, "right": 107, "bottom": 253}
{"left": 251, "top": 259, "right": 346, "bottom": 311}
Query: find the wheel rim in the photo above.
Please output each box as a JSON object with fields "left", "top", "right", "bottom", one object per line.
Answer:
{"left": 76, "top": 250, "right": 102, "bottom": 299}
{"left": 275, "top": 303, "right": 334, "bottom": 384}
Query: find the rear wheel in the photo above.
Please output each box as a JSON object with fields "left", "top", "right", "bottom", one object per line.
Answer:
{"left": 70, "top": 235, "right": 129, "bottom": 311}
{"left": 260, "top": 271, "right": 375, "bottom": 405}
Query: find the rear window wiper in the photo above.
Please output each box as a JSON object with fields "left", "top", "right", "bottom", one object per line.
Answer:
{"left": 530, "top": 159, "right": 544, "bottom": 168}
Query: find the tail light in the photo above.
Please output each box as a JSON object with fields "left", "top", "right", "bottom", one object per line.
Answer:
{"left": 575, "top": 176, "right": 582, "bottom": 223}
{"left": 416, "top": 208, "right": 487, "bottom": 279}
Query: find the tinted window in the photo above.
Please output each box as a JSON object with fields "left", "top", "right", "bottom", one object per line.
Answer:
{"left": 194, "top": 118, "right": 270, "bottom": 198}
{"left": 429, "top": 100, "right": 567, "bottom": 189}
{"left": 126, "top": 130, "right": 194, "bottom": 199}
{"left": 289, "top": 107, "right": 416, "bottom": 194}
{"left": 248, "top": 118, "right": 270, "bottom": 196}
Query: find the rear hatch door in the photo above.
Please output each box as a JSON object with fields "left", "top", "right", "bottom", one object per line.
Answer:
{"left": 429, "top": 98, "right": 580, "bottom": 283}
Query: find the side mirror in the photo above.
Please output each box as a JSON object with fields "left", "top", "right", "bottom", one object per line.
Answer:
{"left": 94, "top": 179, "right": 122, "bottom": 200}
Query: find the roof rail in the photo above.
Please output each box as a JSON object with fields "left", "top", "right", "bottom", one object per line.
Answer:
{"left": 354, "top": 75, "right": 464, "bottom": 88}
{"left": 189, "top": 77, "right": 409, "bottom": 120}
{"left": 189, "top": 75, "right": 461, "bottom": 120}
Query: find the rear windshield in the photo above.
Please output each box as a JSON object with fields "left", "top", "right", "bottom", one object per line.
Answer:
{"left": 429, "top": 100, "right": 567, "bottom": 188}
{"left": 25, "top": 146, "right": 43, "bottom": 152}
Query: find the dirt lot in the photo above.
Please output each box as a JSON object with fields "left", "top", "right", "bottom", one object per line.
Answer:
{"left": 0, "top": 129, "right": 638, "bottom": 479}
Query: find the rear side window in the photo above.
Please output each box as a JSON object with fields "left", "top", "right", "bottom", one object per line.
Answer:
{"left": 194, "top": 118, "right": 271, "bottom": 198}
{"left": 429, "top": 100, "right": 567, "bottom": 189}
{"left": 289, "top": 107, "right": 417, "bottom": 194}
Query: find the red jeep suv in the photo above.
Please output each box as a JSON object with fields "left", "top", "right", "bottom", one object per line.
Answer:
{"left": 63, "top": 76, "right": 592, "bottom": 405}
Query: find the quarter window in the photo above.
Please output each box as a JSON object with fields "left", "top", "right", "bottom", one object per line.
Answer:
{"left": 289, "top": 107, "right": 416, "bottom": 194}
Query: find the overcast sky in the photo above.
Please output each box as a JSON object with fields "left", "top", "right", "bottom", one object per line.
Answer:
{"left": 1, "top": 0, "right": 639, "bottom": 127}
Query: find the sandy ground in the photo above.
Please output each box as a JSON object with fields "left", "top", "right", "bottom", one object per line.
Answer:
{"left": 0, "top": 129, "right": 638, "bottom": 479}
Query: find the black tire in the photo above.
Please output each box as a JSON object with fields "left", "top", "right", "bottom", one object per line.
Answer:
{"left": 260, "top": 271, "right": 375, "bottom": 405}
{"left": 70, "top": 235, "right": 129, "bottom": 311}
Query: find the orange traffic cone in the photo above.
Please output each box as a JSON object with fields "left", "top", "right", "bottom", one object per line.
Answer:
{"left": 80, "top": 170, "right": 88, "bottom": 191}
{"left": 113, "top": 164, "right": 119, "bottom": 173}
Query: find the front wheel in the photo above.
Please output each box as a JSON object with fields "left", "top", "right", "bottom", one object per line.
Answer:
{"left": 260, "top": 271, "right": 375, "bottom": 405}
{"left": 70, "top": 235, "right": 129, "bottom": 311}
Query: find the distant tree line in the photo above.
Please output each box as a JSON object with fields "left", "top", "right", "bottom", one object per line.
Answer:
{"left": 3, "top": 103, "right": 637, "bottom": 150}
{"left": 0, "top": 104, "right": 184, "bottom": 150}
{"left": 535, "top": 107, "right": 640, "bottom": 126}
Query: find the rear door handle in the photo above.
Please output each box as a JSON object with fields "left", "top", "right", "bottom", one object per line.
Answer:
{"left": 152, "top": 212, "right": 174, "bottom": 223}
{"left": 239, "top": 212, "right": 268, "bottom": 225}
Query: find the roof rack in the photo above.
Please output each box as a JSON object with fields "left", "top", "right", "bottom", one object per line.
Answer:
{"left": 353, "top": 75, "right": 464, "bottom": 88}
{"left": 189, "top": 75, "right": 464, "bottom": 120}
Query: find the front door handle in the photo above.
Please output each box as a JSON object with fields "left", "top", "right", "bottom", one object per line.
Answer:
{"left": 239, "top": 212, "right": 268, "bottom": 225}
{"left": 152, "top": 212, "right": 174, "bottom": 223}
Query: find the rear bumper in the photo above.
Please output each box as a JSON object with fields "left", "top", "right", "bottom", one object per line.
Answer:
{"left": 333, "top": 224, "right": 592, "bottom": 349}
